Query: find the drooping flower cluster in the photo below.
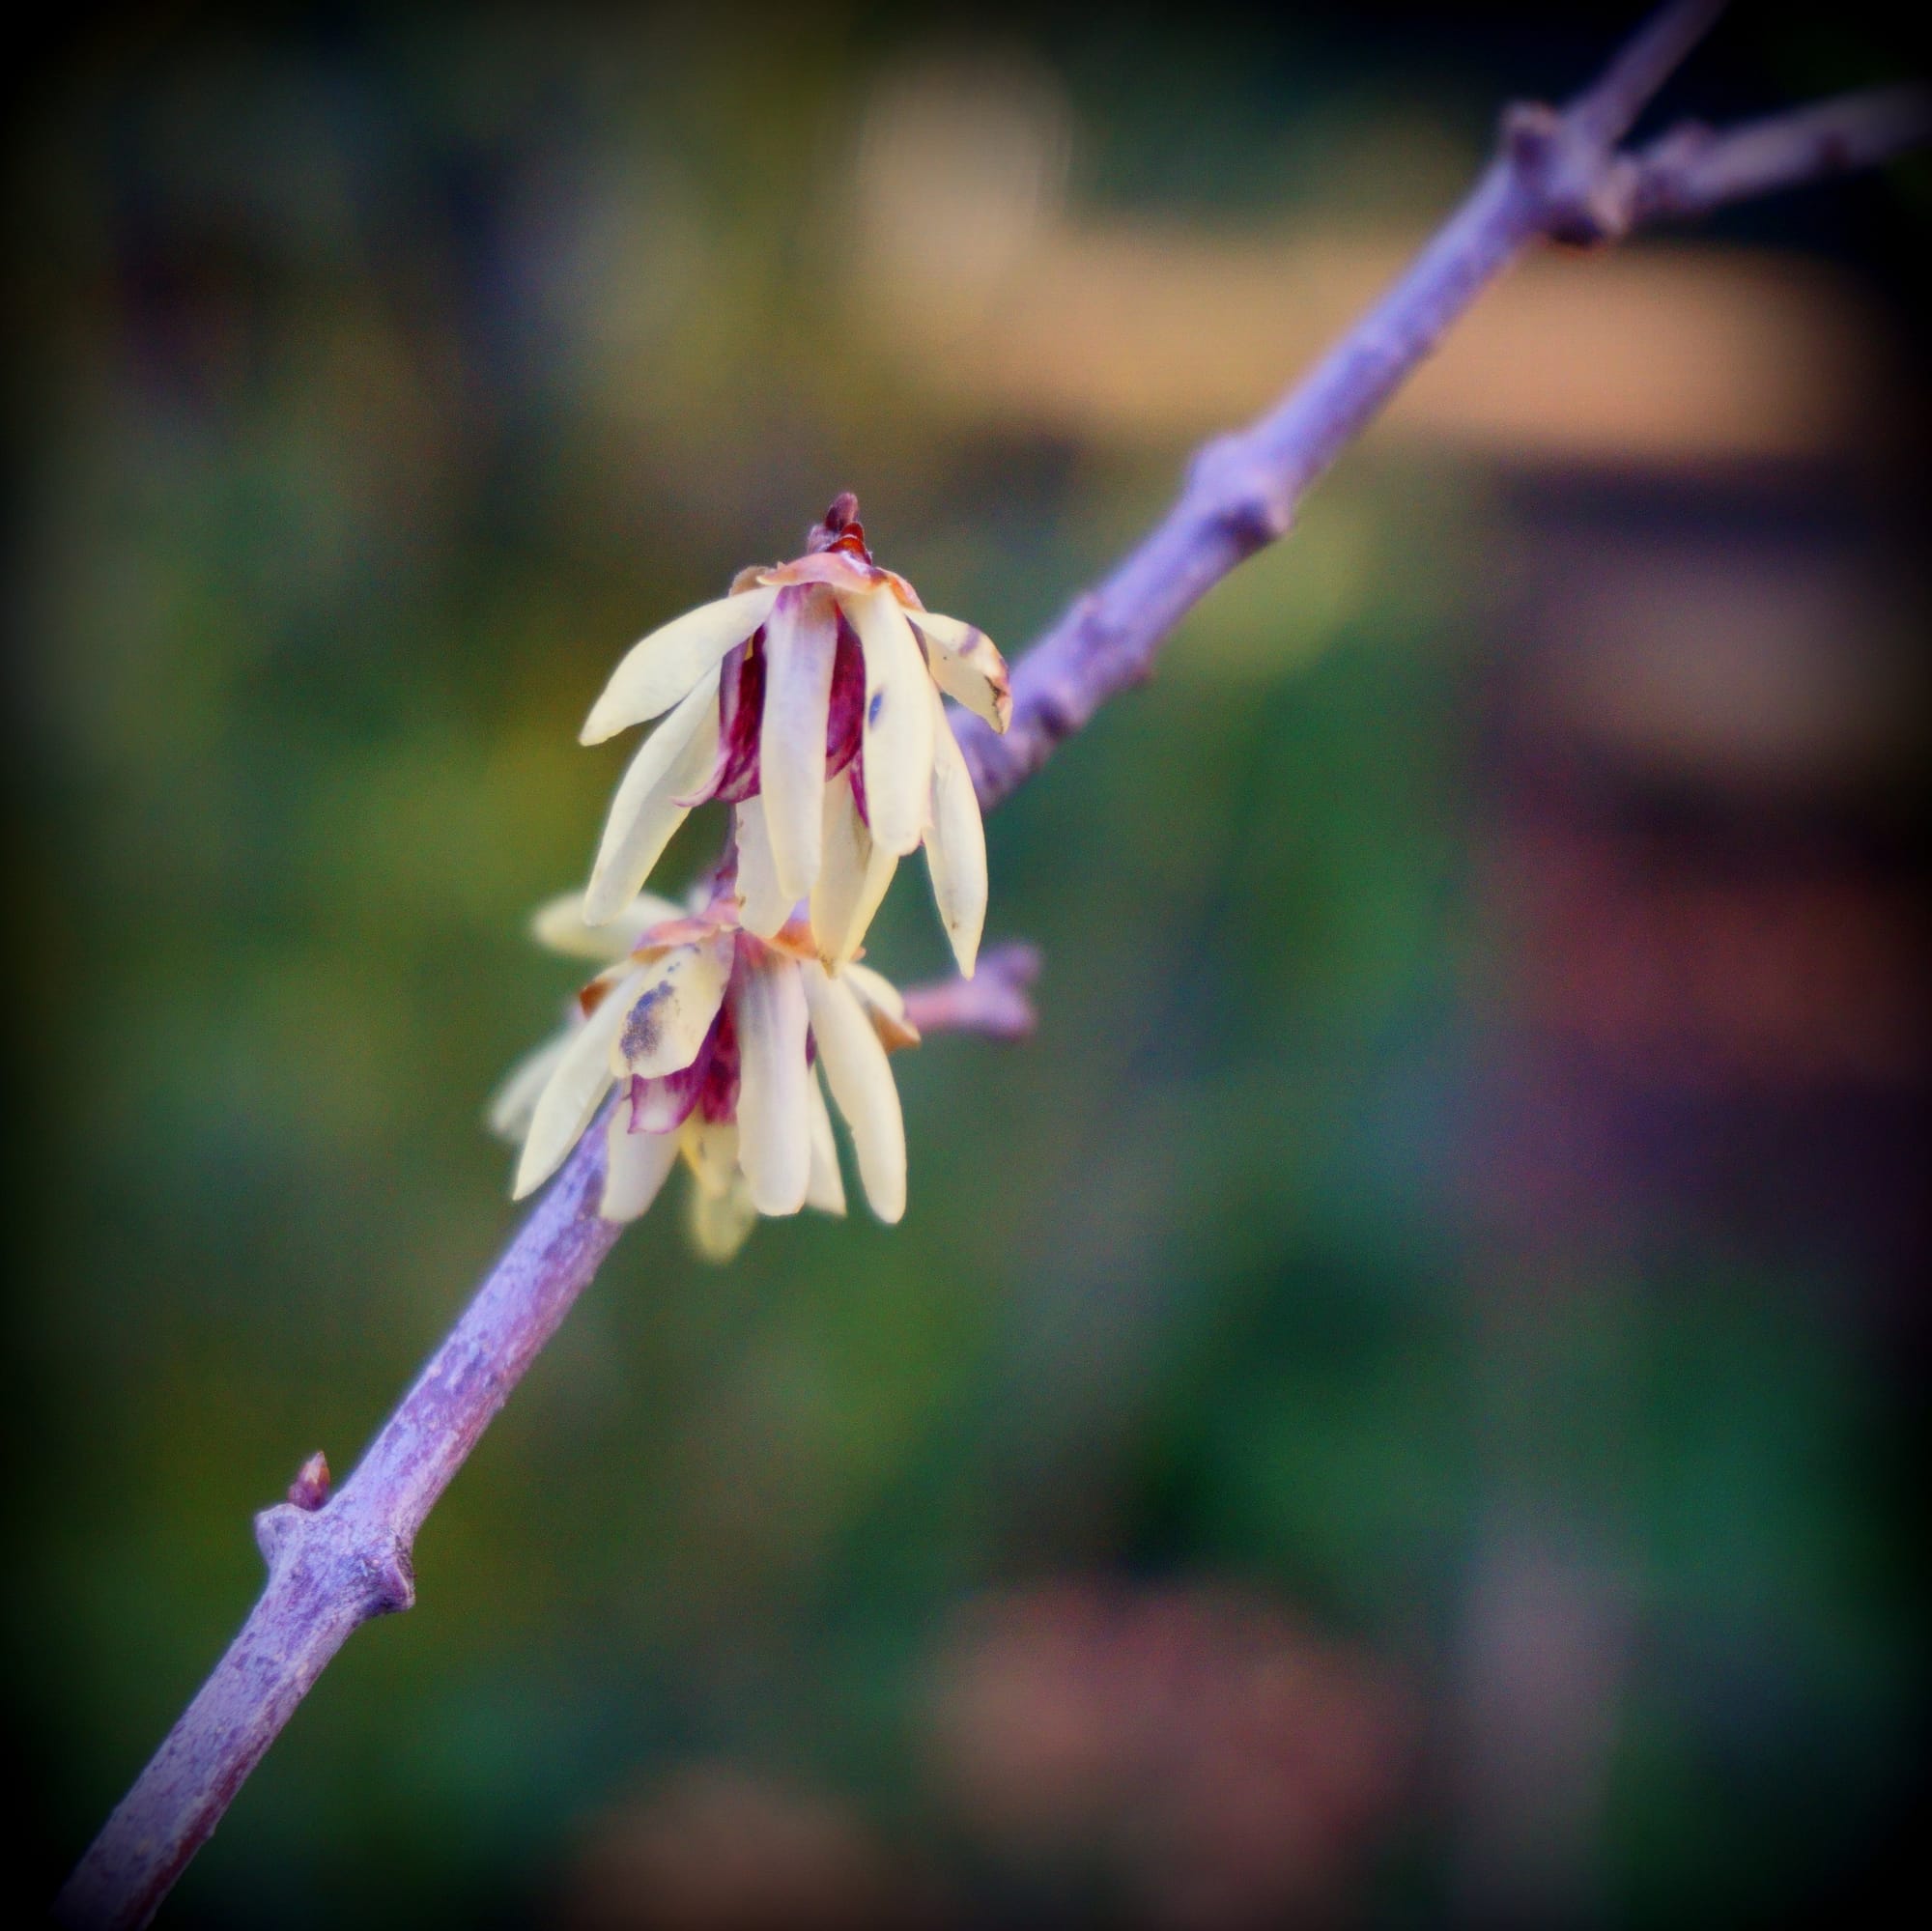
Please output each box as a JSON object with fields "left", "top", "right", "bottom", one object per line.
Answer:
{"left": 491, "top": 885, "right": 917, "bottom": 1260}
{"left": 493, "top": 496, "right": 1009, "bottom": 1255}
{"left": 579, "top": 494, "right": 1007, "bottom": 975}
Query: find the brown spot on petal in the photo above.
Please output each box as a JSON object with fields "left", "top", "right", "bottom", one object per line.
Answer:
{"left": 869, "top": 1008, "right": 922, "bottom": 1055}
{"left": 880, "top": 567, "right": 923, "bottom": 609}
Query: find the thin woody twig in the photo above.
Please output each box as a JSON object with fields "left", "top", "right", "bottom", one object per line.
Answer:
{"left": 55, "top": 1122, "right": 625, "bottom": 1931}
{"left": 55, "top": 952, "right": 1035, "bottom": 1931}
{"left": 956, "top": 48, "right": 1929, "bottom": 812}
{"left": 901, "top": 943, "right": 1041, "bottom": 1041}
{"left": 59, "top": 4, "right": 1928, "bottom": 1922}
{"left": 1620, "top": 84, "right": 1932, "bottom": 227}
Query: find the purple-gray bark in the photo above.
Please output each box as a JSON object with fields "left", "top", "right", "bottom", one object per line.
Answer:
{"left": 57, "top": 4, "right": 1929, "bottom": 1922}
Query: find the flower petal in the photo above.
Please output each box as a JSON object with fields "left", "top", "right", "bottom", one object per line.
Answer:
{"left": 802, "top": 960, "right": 906, "bottom": 1224}
{"left": 680, "top": 1117, "right": 740, "bottom": 1198}
{"left": 513, "top": 970, "right": 641, "bottom": 1198}
{"left": 805, "top": 1065, "right": 846, "bottom": 1216}
{"left": 911, "top": 611, "right": 1010, "bottom": 732}
{"left": 759, "top": 587, "right": 838, "bottom": 899}
{"left": 756, "top": 551, "right": 883, "bottom": 595}
{"left": 733, "top": 799, "right": 792, "bottom": 939}
{"left": 844, "top": 584, "right": 935, "bottom": 858}
{"left": 628, "top": 1044, "right": 712, "bottom": 1132}
{"left": 600, "top": 1106, "right": 681, "bottom": 1222}
{"left": 583, "top": 672, "right": 722, "bottom": 924}
{"left": 842, "top": 960, "right": 921, "bottom": 1052}
{"left": 809, "top": 768, "right": 897, "bottom": 968}
{"left": 531, "top": 890, "right": 683, "bottom": 961}
{"left": 922, "top": 681, "right": 988, "bottom": 978}
{"left": 487, "top": 1032, "right": 568, "bottom": 1143}
{"left": 840, "top": 961, "right": 907, "bottom": 1028}
{"left": 611, "top": 938, "right": 733, "bottom": 1080}
{"left": 687, "top": 1169, "right": 758, "bottom": 1262}
{"left": 581, "top": 586, "right": 776, "bottom": 744}
{"left": 731, "top": 951, "right": 811, "bottom": 1216}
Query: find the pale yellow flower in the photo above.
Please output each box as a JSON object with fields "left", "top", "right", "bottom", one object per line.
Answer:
{"left": 489, "top": 885, "right": 919, "bottom": 1259}
{"left": 577, "top": 496, "right": 1009, "bottom": 977}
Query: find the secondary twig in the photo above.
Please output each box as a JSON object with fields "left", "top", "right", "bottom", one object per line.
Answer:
{"left": 59, "top": 4, "right": 1927, "bottom": 1922}
{"left": 902, "top": 942, "right": 1041, "bottom": 1041}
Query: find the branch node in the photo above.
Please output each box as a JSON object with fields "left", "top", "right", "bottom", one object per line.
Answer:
{"left": 363, "top": 1543, "right": 416, "bottom": 1617}
{"left": 253, "top": 1501, "right": 306, "bottom": 1570}
{"left": 1032, "top": 678, "right": 1083, "bottom": 744}
{"left": 1500, "top": 99, "right": 1562, "bottom": 171}
{"left": 1187, "top": 433, "right": 1295, "bottom": 550}
{"left": 252, "top": 1501, "right": 417, "bottom": 1615}
{"left": 1500, "top": 99, "right": 1634, "bottom": 244}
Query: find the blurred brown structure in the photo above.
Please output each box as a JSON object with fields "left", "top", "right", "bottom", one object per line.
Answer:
{"left": 926, "top": 1580, "right": 1411, "bottom": 1928}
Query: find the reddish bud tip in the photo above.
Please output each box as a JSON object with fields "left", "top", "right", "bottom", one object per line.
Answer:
{"left": 288, "top": 1451, "right": 331, "bottom": 1511}
{"left": 807, "top": 493, "right": 867, "bottom": 556}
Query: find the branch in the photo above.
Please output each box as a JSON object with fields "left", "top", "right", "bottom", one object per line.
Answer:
{"left": 1619, "top": 84, "right": 1932, "bottom": 228}
{"left": 956, "top": 17, "right": 1929, "bottom": 810}
{"left": 901, "top": 943, "right": 1042, "bottom": 1042}
{"left": 56, "top": 1126, "right": 623, "bottom": 1929}
{"left": 61, "top": 5, "right": 1929, "bottom": 1922}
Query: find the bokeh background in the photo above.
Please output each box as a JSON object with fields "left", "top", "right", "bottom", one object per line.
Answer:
{"left": 7, "top": 3, "right": 1927, "bottom": 1925}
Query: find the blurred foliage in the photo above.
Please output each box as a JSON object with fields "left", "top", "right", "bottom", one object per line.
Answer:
{"left": 6, "top": 4, "right": 1926, "bottom": 1926}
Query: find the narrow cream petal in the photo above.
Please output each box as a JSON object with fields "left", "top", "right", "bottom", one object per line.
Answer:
{"left": 531, "top": 890, "right": 682, "bottom": 961}
{"left": 733, "top": 800, "right": 792, "bottom": 939}
{"left": 600, "top": 1107, "right": 681, "bottom": 1222}
{"left": 731, "top": 954, "right": 811, "bottom": 1216}
{"left": 808, "top": 770, "right": 898, "bottom": 968}
{"left": 512, "top": 971, "right": 640, "bottom": 1198}
{"left": 486, "top": 1032, "right": 569, "bottom": 1143}
{"left": 805, "top": 1065, "right": 846, "bottom": 1216}
{"left": 840, "top": 960, "right": 907, "bottom": 1027}
{"left": 802, "top": 961, "right": 906, "bottom": 1224}
{"left": 583, "top": 671, "right": 721, "bottom": 924}
{"left": 687, "top": 1170, "right": 758, "bottom": 1263}
{"left": 923, "top": 681, "right": 988, "bottom": 978}
{"left": 911, "top": 610, "right": 1011, "bottom": 732}
{"left": 680, "top": 1118, "right": 740, "bottom": 1198}
{"left": 610, "top": 938, "right": 732, "bottom": 1080}
{"left": 839, "top": 960, "right": 920, "bottom": 1052}
{"left": 758, "top": 589, "right": 837, "bottom": 899}
{"left": 844, "top": 584, "right": 935, "bottom": 858}
{"left": 581, "top": 586, "right": 776, "bottom": 744}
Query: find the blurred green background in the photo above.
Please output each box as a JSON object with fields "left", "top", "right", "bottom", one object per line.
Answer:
{"left": 7, "top": 4, "right": 1927, "bottom": 1925}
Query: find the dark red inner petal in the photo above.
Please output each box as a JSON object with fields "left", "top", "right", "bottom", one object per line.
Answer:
{"left": 625, "top": 998, "right": 736, "bottom": 1133}
{"left": 824, "top": 615, "right": 865, "bottom": 781}
{"left": 710, "top": 632, "right": 766, "bottom": 805}
{"left": 710, "top": 606, "right": 866, "bottom": 813}
{"left": 696, "top": 996, "right": 741, "bottom": 1122}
